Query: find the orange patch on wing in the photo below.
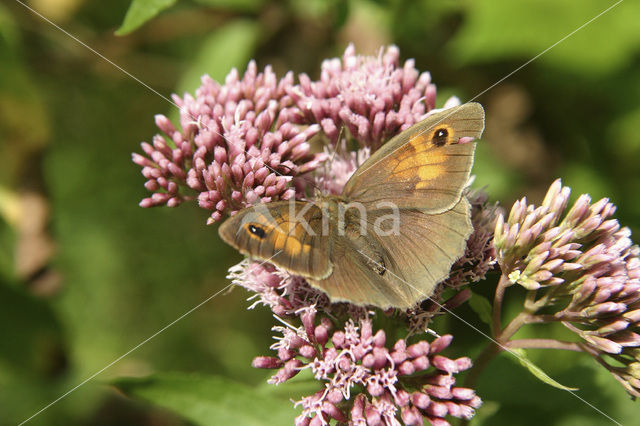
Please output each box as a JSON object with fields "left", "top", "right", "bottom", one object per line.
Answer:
{"left": 373, "top": 123, "right": 468, "bottom": 195}
{"left": 272, "top": 227, "right": 288, "bottom": 250}
{"left": 284, "top": 237, "right": 303, "bottom": 255}
{"left": 390, "top": 130, "right": 458, "bottom": 188}
{"left": 392, "top": 149, "right": 448, "bottom": 181}
{"left": 409, "top": 133, "right": 427, "bottom": 148}
{"left": 271, "top": 220, "right": 311, "bottom": 255}
{"left": 415, "top": 165, "right": 445, "bottom": 188}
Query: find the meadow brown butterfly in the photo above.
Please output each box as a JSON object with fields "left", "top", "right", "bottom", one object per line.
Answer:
{"left": 219, "top": 103, "right": 485, "bottom": 309}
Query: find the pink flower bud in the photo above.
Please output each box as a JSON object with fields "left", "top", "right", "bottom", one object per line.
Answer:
{"left": 432, "top": 355, "right": 459, "bottom": 373}
{"left": 430, "top": 335, "right": 453, "bottom": 354}
{"left": 401, "top": 406, "right": 423, "bottom": 425}
{"left": 252, "top": 356, "right": 282, "bottom": 369}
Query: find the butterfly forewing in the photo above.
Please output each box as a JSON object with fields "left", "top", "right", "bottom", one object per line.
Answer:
{"left": 218, "top": 201, "right": 332, "bottom": 279}
{"left": 343, "top": 103, "right": 484, "bottom": 213}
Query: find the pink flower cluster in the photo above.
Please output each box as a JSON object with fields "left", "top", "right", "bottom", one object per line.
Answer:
{"left": 253, "top": 314, "right": 481, "bottom": 425}
{"left": 290, "top": 44, "right": 439, "bottom": 148}
{"left": 135, "top": 41, "right": 640, "bottom": 421}
{"left": 495, "top": 179, "right": 640, "bottom": 397}
{"left": 227, "top": 260, "right": 330, "bottom": 316}
{"left": 444, "top": 189, "right": 500, "bottom": 289}
{"left": 133, "top": 62, "right": 325, "bottom": 223}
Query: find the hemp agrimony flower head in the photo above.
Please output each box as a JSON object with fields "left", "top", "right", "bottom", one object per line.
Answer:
{"left": 445, "top": 188, "right": 500, "bottom": 290}
{"left": 495, "top": 179, "right": 640, "bottom": 397}
{"left": 132, "top": 61, "right": 326, "bottom": 223}
{"left": 252, "top": 314, "right": 480, "bottom": 426}
{"left": 290, "top": 43, "right": 451, "bottom": 149}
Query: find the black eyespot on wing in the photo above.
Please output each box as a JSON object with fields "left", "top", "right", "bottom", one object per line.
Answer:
{"left": 248, "top": 224, "right": 266, "bottom": 239}
{"left": 432, "top": 128, "right": 448, "bottom": 146}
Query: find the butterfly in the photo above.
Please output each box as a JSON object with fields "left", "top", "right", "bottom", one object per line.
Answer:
{"left": 219, "top": 103, "right": 485, "bottom": 309}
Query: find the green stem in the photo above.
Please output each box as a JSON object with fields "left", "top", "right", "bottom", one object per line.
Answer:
{"left": 463, "top": 275, "right": 590, "bottom": 426}
{"left": 527, "top": 313, "right": 576, "bottom": 323}
{"left": 464, "top": 277, "right": 565, "bottom": 396}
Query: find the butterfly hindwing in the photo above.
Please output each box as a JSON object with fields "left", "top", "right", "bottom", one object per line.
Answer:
{"left": 370, "top": 198, "right": 473, "bottom": 306}
{"left": 308, "top": 198, "right": 472, "bottom": 309}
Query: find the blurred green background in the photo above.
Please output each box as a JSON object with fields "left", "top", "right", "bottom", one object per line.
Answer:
{"left": 1, "top": 0, "right": 639, "bottom": 424}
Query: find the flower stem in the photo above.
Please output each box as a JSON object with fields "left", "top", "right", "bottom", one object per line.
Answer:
{"left": 505, "top": 339, "right": 582, "bottom": 351}
{"left": 500, "top": 311, "right": 531, "bottom": 340}
{"left": 492, "top": 274, "right": 511, "bottom": 333}
{"left": 466, "top": 274, "right": 519, "bottom": 392}
{"left": 463, "top": 312, "right": 531, "bottom": 385}
{"left": 466, "top": 277, "right": 557, "bottom": 391}
{"left": 465, "top": 273, "right": 591, "bottom": 426}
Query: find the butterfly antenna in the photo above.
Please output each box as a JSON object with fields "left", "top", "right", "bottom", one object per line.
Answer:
{"left": 324, "top": 148, "right": 337, "bottom": 197}
{"left": 329, "top": 126, "right": 345, "bottom": 167}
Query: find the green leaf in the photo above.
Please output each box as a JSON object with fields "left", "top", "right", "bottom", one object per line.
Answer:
{"left": 0, "top": 185, "right": 18, "bottom": 281}
{"left": 193, "top": 0, "right": 265, "bottom": 12}
{"left": 468, "top": 292, "right": 493, "bottom": 330}
{"left": 469, "top": 400, "right": 500, "bottom": 426}
{"left": 176, "top": 19, "right": 260, "bottom": 94}
{"left": 0, "top": 2, "right": 20, "bottom": 47}
{"left": 450, "top": 0, "right": 640, "bottom": 76}
{"left": 113, "top": 373, "right": 296, "bottom": 426}
{"left": 510, "top": 349, "right": 579, "bottom": 392}
{"left": 332, "top": 0, "right": 350, "bottom": 29}
{"left": 561, "top": 163, "right": 612, "bottom": 204}
{"left": 472, "top": 140, "right": 522, "bottom": 201}
{"left": 0, "top": 279, "right": 65, "bottom": 374}
{"left": 0, "top": 7, "right": 50, "bottom": 152}
{"left": 610, "top": 106, "right": 640, "bottom": 157}
{"left": 116, "top": 0, "right": 178, "bottom": 35}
